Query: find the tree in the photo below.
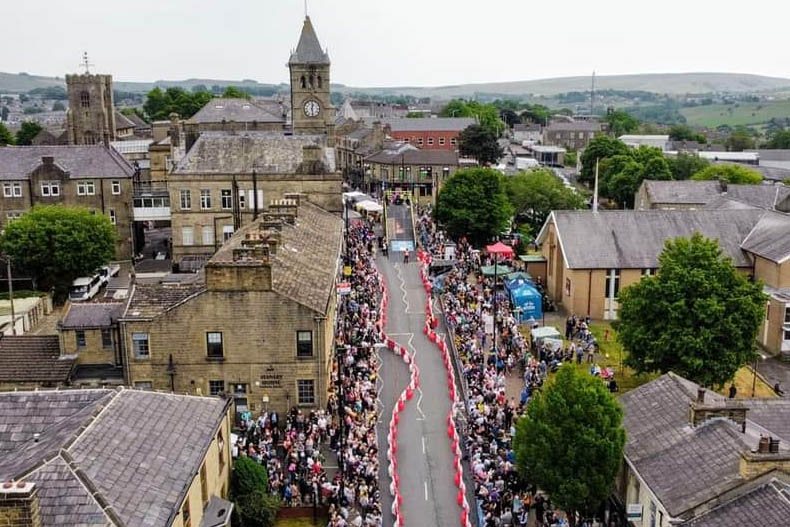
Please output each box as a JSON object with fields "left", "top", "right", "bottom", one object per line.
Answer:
{"left": 0, "top": 122, "right": 13, "bottom": 146}
{"left": 52, "top": 101, "right": 65, "bottom": 111}
{"left": 506, "top": 169, "right": 585, "bottom": 234}
{"left": 725, "top": 128, "right": 756, "bottom": 151}
{"left": 616, "top": 233, "right": 767, "bottom": 388}
{"left": 440, "top": 100, "right": 504, "bottom": 135}
{"left": 669, "top": 153, "right": 709, "bottom": 180}
{"left": 435, "top": 167, "right": 512, "bottom": 246}
{"left": 605, "top": 110, "right": 639, "bottom": 137}
{"left": 599, "top": 146, "right": 672, "bottom": 208}
{"left": 143, "top": 87, "right": 213, "bottom": 121}
{"left": 579, "top": 135, "right": 630, "bottom": 185}
{"left": 458, "top": 124, "right": 503, "bottom": 165}
{"left": 514, "top": 364, "right": 625, "bottom": 527}
{"left": 230, "top": 458, "right": 279, "bottom": 527}
{"left": 564, "top": 151, "right": 577, "bottom": 168}
{"left": 764, "top": 130, "right": 790, "bottom": 149}
{"left": 15, "top": 121, "right": 43, "bottom": 145}
{"left": 0, "top": 206, "right": 116, "bottom": 298}
{"left": 668, "top": 124, "right": 707, "bottom": 143}
{"left": 691, "top": 164, "right": 763, "bottom": 185}
{"left": 235, "top": 490, "right": 280, "bottom": 527}
{"left": 222, "top": 86, "right": 251, "bottom": 99}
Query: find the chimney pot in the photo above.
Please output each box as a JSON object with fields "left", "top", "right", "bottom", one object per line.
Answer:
{"left": 2, "top": 481, "right": 12, "bottom": 489}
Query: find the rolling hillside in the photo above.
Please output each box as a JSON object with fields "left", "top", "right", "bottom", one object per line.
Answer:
{"left": 680, "top": 100, "right": 790, "bottom": 127}
{"left": 2, "top": 71, "right": 789, "bottom": 98}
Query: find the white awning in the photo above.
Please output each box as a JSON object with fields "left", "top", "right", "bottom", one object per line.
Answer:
{"left": 356, "top": 200, "right": 383, "bottom": 213}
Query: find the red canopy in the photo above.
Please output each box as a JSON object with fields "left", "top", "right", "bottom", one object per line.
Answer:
{"left": 485, "top": 241, "right": 514, "bottom": 259}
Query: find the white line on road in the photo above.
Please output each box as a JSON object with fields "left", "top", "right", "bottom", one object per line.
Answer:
{"left": 424, "top": 481, "right": 428, "bottom": 501}
{"left": 422, "top": 436, "right": 426, "bottom": 454}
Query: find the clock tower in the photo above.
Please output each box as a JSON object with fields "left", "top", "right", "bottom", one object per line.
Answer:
{"left": 289, "top": 16, "right": 334, "bottom": 136}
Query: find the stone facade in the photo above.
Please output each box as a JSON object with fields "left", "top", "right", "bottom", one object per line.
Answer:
{"left": 65, "top": 73, "right": 116, "bottom": 146}
{"left": 0, "top": 146, "right": 135, "bottom": 259}
{"left": 0, "top": 483, "right": 40, "bottom": 527}
{"left": 289, "top": 17, "right": 335, "bottom": 136}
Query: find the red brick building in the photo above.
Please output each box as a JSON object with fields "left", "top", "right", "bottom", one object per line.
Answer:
{"left": 385, "top": 117, "right": 475, "bottom": 150}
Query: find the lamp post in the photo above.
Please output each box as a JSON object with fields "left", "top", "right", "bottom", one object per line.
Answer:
{"left": 752, "top": 353, "right": 767, "bottom": 397}
{"left": 0, "top": 256, "right": 16, "bottom": 336}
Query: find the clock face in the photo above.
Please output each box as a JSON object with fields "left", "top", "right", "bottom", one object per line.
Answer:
{"left": 304, "top": 100, "right": 321, "bottom": 118}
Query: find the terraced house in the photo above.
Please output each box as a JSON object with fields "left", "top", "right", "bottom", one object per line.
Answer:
{"left": 0, "top": 145, "right": 135, "bottom": 259}
{"left": 0, "top": 388, "right": 233, "bottom": 527}
{"left": 120, "top": 196, "right": 342, "bottom": 417}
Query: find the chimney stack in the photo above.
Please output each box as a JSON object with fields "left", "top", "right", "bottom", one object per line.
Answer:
{"left": 697, "top": 388, "right": 706, "bottom": 404}
{"left": 0, "top": 481, "right": 41, "bottom": 527}
{"left": 41, "top": 156, "right": 54, "bottom": 166}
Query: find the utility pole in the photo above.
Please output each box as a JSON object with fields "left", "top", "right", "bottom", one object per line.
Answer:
{"left": 6, "top": 259, "right": 15, "bottom": 336}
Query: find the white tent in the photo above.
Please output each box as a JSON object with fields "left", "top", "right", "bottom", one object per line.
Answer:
{"left": 356, "top": 200, "right": 384, "bottom": 213}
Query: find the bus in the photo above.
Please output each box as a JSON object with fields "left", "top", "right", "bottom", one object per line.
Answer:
{"left": 69, "top": 274, "right": 102, "bottom": 302}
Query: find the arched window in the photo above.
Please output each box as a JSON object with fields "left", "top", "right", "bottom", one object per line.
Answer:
{"left": 300, "top": 76, "right": 306, "bottom": 89}
{"left": 80, "top": 91, "right": 90, "bottom": 108}
{"left": 317, "top": 75, "right": 322, "bottom": 89}
{"left": 308, "top": 74, "right": 315, "bottom": 88}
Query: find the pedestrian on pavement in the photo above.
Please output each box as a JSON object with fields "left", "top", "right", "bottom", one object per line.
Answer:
{"left": 382, "top": 241, "right": 388, "bottom": 257}
{"left": 403, "top": 248, "right": 410, "bottom": 264}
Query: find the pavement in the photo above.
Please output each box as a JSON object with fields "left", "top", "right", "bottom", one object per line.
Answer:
{"left": 376, "top": 203, "right": 462, "bottom": 527}
{"left": 754, "top": 356, "right": 790, "bottom": 396}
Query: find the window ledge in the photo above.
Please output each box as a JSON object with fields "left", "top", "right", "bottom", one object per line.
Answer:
{"left": 206, "top": 356, "right": 225, "bottom": 362}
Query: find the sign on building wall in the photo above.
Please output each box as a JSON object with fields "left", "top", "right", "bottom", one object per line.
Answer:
{"left": 627, "top": 504, "right": 643, "bottom": 522}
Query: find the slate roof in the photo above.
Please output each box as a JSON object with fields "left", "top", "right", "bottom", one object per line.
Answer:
{"left": 642, "top": 180, "right": 722, "bottom": 205}
{"left": 683, "top": 479, "right": 790, "bottom": 527}
{"left": 384, "top": 117, "right": 475, "bottom": 132}
{"left": 0, "top": 145, "right": 135, "bottom": 181}
{"left": 114, "top": 110, "right": 136, "bottom": 131}
{"left": 740, "top": 211, "right": 790, "bottom": 263}
{"left": 174, "top": 132, "right": 335, "bottom": 175}
{"left": 122, "top": 283, "right": 206, "bottom": 321}
{"left": 540, "top": 209, "right": 765, "bottom": 269}
{"left": 189, "top": 98, "right": 284, "bottom": 124}
{"left": 0, "top": 389, "right": 231, "bottom": 527}
{"left": 0, "top": 335, "right": 75, "bottom": 384}
{"left": 545, "top": 121, "right": 602, "bottom": 132}
{"left": 288, "top": 16, "right": 330, "bottom": 65}
{"left": 209, "top": 200, "right": 342, "bottom": 314}
{"left": 60, "top": 303, "right": 125, "bottom": 329}
{"left": 365, "top": 149, "right": 459, "bottom": 165}
{"left": 726, "top": 184, "right": 790, "bottom": 210}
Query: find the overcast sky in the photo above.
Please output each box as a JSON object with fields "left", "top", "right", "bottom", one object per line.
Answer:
{"left": 5, "top": 0, "right": 788, "bottom": 87}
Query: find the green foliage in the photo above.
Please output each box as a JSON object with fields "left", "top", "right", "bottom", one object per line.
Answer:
{"left": 616, "top": 234, "right": 767, "bottom": 388}
{"left": 0, "top": 206, "right": 116, "bottom": 298}
{"left": 605, "top": 110, "right": 639, "bottom": 137}
{"left": 231, "top": 458, "right": 279, "bottom": 527}
{"left": 0, "top": 122, "right": 13, "bottom": 145}
{"left": 52, "top": 101, "right": 65, "bottom": 111}
{"left": 120, "top": 107, "right": 148, "bottom": 123}
{"left": 506, "top": 169, "right": 585, "bottom": 234}
{"left": 15, "top": 121, "right": 43, "bottom": 145}
{"left": 222, "top": 86, "right": 251, "bottom": 99}
{"left": 585, "top": 142, "right": 671, "bottom": 208}
{"left": 514, "top": 364, "right": 625, "bottom": 520}
{"left": 691, "top": 164, "right": 763, "bottom": 185}
{"left": 231, "top": 456, "right": 269, "bottom": 497}
{"left": 725, "top": 128, "right": 756, "bottom": 151}
{"left": 436, "top": 167, "right": 512, "bottom": 246}
{"left": 668, "top": 124, "right": 707, "bottom": 143}
{"left": 406, "top": 112, "right": 425, "bottom": 118}
{"left": 668, "top": 153, "right": 710, "bottom": 180}
{"left": 457, "top": 124, "right": 504, "bottom": 165}
{"left": 564, "top": 151, "right": 577, "bottom": 167}
{"left": 27, "top": 86, "right": 67, "bottom": 99}
{"left": 440, "top": 99, "right": 504, "bottom": 135}
{"left": 579, "top": 136, "right": 630, "bottom": 185}
{"left": 143, "top": 87, "right": 213, "bottom": 121}
{"left": 234, "top": 490, "right": 280, "bottom": 527}
{"left": 764, "top": 130, "right": 790, "bottom": 149}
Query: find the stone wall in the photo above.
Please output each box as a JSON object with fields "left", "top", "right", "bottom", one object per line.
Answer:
{"left": 0, "top": 483, "right": 40, "bottom": 527}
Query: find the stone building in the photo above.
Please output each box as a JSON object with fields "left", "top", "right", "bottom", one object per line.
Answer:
{"left": 121, "top": 196, "right": 342, "bottom": 417}
{"left": 617, "top": 372, "right": 790, "bottom": 526}
{"left": 364, "top": 147, "right": 460, "bottom": 203}
{"left": 183, "top": 98, "right": 286, "bottom": 152}
{"left": 384, "top": 117, "right": 475, "bottom": 150}
{"left": 635, "top": 179, "right": 790, "bottom": 211}
{"left": 0, "top": 145, "right": 136, "bottom": 259}
{"left": 288, "top": 16, "right": 335, "bottom": 136}
{"left": 535, "top": 207, "right": 790, "bottom": 355}
{"left": 543, "top": 121, "right": 604, "bottom": 150}
{"left": 65, "top": 72, "right": 116, "bottom": 146}
{"left": 0, "top": 388, "right": 233, "bottom": 527}
{"left": 167, "top": 132, "right": 341, "bottom": 265}
{"left": 57, "top": 302, "right": 126, "bottom": 386}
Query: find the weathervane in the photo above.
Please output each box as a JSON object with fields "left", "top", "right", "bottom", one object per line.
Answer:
{"left": 80, "top": 52, "right": 94, "bottom": 75}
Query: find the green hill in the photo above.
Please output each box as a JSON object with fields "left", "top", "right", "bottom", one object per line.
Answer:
{"left": 680, "top": 100, "right": 790, "bottom": 127}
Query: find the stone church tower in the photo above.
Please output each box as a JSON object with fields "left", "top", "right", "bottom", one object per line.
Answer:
{"left": 289, "top": 17, "right": 335, "bottom": 136}
{"left": 65, "top": 73, "right": 116, "bottom": 146}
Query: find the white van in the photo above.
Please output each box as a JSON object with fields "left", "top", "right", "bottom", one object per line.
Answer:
{"left": 98, "top": 264, "right": 120, "bottom": 286}
{"left": 69, "top": 274, "right": 102, "bottom": 302}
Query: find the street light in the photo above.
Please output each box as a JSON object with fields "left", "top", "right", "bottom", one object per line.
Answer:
{"left": 752, "top": 353, "right": 768, "bottom": 397}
